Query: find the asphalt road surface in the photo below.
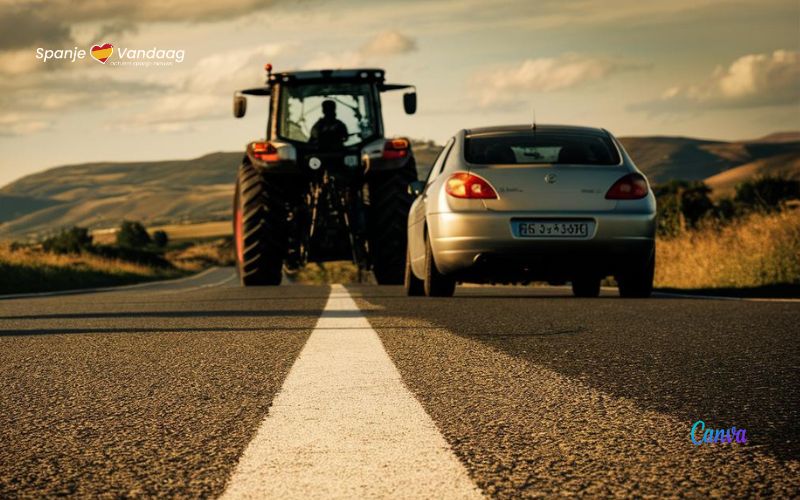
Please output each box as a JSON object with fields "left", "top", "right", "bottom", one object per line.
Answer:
{"left": 1, "top": 268, "right": 798, "bottom": 498}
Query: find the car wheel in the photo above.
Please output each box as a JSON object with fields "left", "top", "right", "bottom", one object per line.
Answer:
{"left": 404, "top": 247, "right": 424, "bottom": 296}
{"left": 617, "top": 249, "right": 655, "bottom": 298}
{"left": 571, "top": 277, "right": 601, "bottom": 297}
{"left": 423, "top": 234, "right": 456, "bottom": 297}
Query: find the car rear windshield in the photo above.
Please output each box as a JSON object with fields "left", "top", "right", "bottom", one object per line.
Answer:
{"left": 465, "top": 131, "right": 621, "bottom": 165}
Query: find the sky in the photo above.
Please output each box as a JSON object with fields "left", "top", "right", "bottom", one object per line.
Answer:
{"left": 0, "top": 0, "right": 798, "bottom": 186}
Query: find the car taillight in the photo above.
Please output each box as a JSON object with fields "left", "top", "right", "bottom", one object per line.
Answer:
{"left": 383, "top": 138, "right": 410, "bottom": 160}
{"left": 445, "top": 172, "right": 498, "bottom": 199}
{"left": 605, "top": 173, "right": 649, "bottom": 200}
{"left": 249, "top": 141, "right": 279, "bottom": 162}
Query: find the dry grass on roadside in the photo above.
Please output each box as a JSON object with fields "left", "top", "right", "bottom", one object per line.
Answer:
{"left": 290, "top": 261, "right": 368, "bottom": 285}
{"left": 166, "top": 238, "right": 235, "bottom": 272}
{"left": 0, "top": 244, "right": 184, "bottom": 295}
{"left": 655, "top": 209, "right": 800, "bottom": 289}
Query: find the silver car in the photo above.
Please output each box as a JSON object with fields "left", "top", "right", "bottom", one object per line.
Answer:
{"left": 404, "top": 125, "right": 656, "bottom": 298}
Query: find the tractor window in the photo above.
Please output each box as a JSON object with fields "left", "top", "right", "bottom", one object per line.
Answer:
{"left": 278, "top": 83, "right": 378, "bottom": 147}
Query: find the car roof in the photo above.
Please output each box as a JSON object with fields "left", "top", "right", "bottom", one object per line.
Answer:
{"left": 464, "top": 124, "right": 609, "bottom": 137}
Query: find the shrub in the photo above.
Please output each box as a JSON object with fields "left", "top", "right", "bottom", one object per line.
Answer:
{"left": 735, "top": 176, "right": 800, "bottom": 211}
{"left": 42, "top": 227, "right": 93, "bottom": 254}
{"left": 117, "top": 220, "right": 152, "bottom": 249}
{"left": 152, "top": 230, "right": 169, "bottom": 248}
{"left": 653, "top": 180, "right": 714, "bottom": 237}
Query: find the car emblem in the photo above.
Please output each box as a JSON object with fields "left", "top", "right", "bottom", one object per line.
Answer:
{"left": 309, "top": 157, "right": 322, "bottom": 170}
{"left": 544, "top": 173, "right": 557, "bottom": 184}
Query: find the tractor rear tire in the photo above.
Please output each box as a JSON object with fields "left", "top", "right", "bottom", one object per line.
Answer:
{"left": 233, "top": 162, "right": 286, "bottom": 286}
{"left": 368, "top": 162, "right": 417, "bottom": 285}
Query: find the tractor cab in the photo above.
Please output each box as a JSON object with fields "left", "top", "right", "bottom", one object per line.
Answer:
{"left": 234, "top": 67, "right": 415, "bottom": 176}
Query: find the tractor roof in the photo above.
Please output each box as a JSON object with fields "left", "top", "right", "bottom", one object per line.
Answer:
{"left": 268, "top": 68, "right": 387, "bottom": 85}
{"left": 238, "top": 68, "right": 412, "bottom": 96}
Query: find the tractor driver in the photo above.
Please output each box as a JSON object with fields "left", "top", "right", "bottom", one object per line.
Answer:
{"left": 310, "top": 100, "right": 349, "bottom": 148}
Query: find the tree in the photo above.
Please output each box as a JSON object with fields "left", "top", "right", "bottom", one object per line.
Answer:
{"left": 116, "top": 220, "right": 151, "bottom": 249}
{"left": 735, "top": 176, "right": 800, "bottom": 211}
{"left": 42, "top": 227, "right": 93, "bottom": 254}
{"left": 653, "top": 180, "right": 714, "bottom": 236}
{"left": 152, "top": 230, "right": 169, "bottom": 248}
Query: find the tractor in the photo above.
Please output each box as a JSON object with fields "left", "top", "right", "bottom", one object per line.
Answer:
{"left": 232, "top": 65, "right": 418, "bottom": 285}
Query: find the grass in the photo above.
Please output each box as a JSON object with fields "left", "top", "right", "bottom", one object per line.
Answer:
{"left": 4, "top": 210, "right": 797, "bottom": 294}
{"left": 289, "top": 261, "right": 367, "bottom": 285}
{"left": 0, "top": 244, "right": 185, "bottom": 295}
{"left": 91, "top": 221, "right": 232, "bottom": 245}
{"left": 166, "top": 238, "right": 235, "bottom": 272}
{"left": 655, "top": 209, "right": 800, "bottom": 289}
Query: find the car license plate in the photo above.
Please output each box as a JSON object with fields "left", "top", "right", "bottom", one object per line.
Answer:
{"left": 513, "top": 220, "right": 593, "bottom": 238}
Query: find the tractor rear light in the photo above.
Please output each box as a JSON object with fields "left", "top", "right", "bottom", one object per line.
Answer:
{"left": 605, "top": 173, "right": 649, "bottom": 200}
{"left": 383, "top": 138, "right": 410, "bottom": 160}
{"left": 249, "top": 141, "right": 279, "bottom": 162}
{"left": 445, "top": 172, "right": 498, "bottom": 199}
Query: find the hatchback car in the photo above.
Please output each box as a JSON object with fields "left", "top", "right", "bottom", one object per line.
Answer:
{"left": 404, "top": 125, "right": 656, "bottom": 297}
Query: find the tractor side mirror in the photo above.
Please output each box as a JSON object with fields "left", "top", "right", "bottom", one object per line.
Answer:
{"left": 408, "top": 180, "right": 425, "bottom": 197}
{"left": 403, "top": 92, "right": 417, "bottom": 115}
{"left": 233, "top": 95, "right": 247, "bottom": 118}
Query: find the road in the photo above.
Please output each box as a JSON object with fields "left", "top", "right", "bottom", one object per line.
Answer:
{"left": 1, "top": 268, "right": 798, "bottom": 497}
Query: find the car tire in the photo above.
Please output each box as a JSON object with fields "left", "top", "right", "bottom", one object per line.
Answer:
{"left": 404, "top": 247, "right": 424, "bottom": 296}
{"left": 571, "top": 277, "right": 601, "bottom": 297}
{"left": 423, "top": 233, "right": 456, "bottom": 297}
{"left": 233, "top": 162, "right": 286, "bottom": 286}
{"left": 367, "top": 161, "right": 417, "bottom": 285}
{"left": 617, "top": 248, "right": 655, "bottom": 298}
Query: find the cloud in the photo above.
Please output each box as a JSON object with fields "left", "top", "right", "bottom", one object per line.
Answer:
{"left": 0, "top": 0, "right": 285, "bottom": 51}
{"left": 359, "top": 31, "right": 417, "bottom": 57}
{"left": 471, "top": 54, "right": 642, "bottom": 107}
{"left": 0, "top": 49, "right": 42, "bottom": 75}
{"left": 633, "top": 50, "right": 800, "bottom": 113}
{"left": 0, "top": 5, "right": 71, "bottom": 50}
{"left": 123, "top": 44, "right": 284, "bottom": 131}
{"left": 0, "top": 112, "right": 50, "bottom": 136}
{"left": 303, "top": 30, "right": 417, "bottom": 69}
{"left": 0, "top": 73, "right": 168, "bottom": 111}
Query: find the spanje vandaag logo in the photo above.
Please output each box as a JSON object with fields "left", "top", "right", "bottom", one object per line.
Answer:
{"left": 90, "top": 43, "right": 113, "bottom": 63}
{"left": 36, "top": 42, "right": 184, "bottom": 66}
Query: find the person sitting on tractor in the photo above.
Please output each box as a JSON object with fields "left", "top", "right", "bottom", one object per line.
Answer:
{"left": 310, "top": 100, "right": 349, "bottom": 148}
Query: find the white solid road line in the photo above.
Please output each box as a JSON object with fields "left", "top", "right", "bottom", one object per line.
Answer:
{"left": 221, "top": 284, "right": 484, "bottom": 499}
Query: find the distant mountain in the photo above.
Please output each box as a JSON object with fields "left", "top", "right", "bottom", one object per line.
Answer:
{"left": 618, "top": 136, "right": 800, "bottom": 184}
{"left": 1, "top": 134, "right": 798, "bottom": 239}
{"left": 751, "top": 131, "right": 800, "bottom": 143}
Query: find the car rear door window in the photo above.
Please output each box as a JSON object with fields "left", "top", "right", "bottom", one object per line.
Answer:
{"left": 465, "top": 131, "right": 621, "bottom": 165}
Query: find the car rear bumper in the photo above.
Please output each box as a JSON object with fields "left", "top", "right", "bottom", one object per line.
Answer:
{"left": 428, "top": 210, "right": 656, "bottom": 281}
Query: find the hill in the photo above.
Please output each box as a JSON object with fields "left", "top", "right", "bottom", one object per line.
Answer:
{"left": 703, "top": 153, "right": 800, "bottom": 199}
{"left": 0, "top": 153, "right": 241, "bottom": 239}
{"left": 617, "top": 136, "right": 800, "bottom": 184}
{"left": 1, "top": 134, "right": 798, "bottom": 239}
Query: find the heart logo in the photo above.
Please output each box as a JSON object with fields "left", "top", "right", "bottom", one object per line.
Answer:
{"left": 90, "top": 43, "right": 113, "bottom": 64}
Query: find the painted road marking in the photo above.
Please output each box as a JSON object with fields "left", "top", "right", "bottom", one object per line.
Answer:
{"left": 221, "top": 284, "right": 484, "bottom": 499}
